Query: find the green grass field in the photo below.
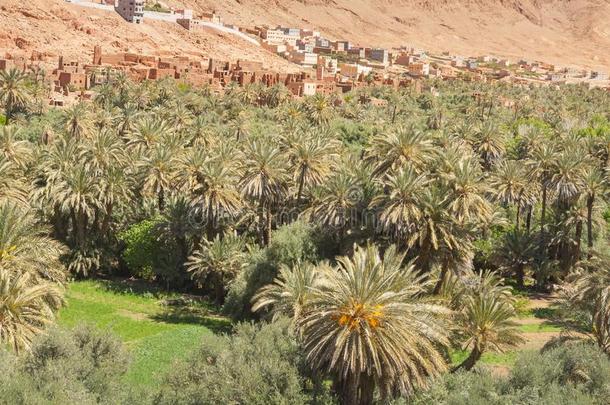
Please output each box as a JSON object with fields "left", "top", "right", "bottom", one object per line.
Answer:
{"left": 58, "top": 279, "right": 230, "bottom": 386}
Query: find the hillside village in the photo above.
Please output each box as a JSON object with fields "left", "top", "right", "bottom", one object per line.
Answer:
{"left": 1, "top": 0, "right": 608, "bottom": 107}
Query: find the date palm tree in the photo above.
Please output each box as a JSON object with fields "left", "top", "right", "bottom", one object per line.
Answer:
{"left": 299, "top": 244, "right": 450, "bottom": 404}
{"left": 450, "top": 271, "right": 523, "bottom": 371}
{"left": 186, "top": 232, "right": 247, "bottom": 304}
{"left": 366, "top": 124, "right": 435, "bottom": 176}
{"left": 579, "top": 166, "right": 606, "bottom": 254}
{"left": 252, "top": 261, "right": 326, "bottom": 322}
{"left": 284, "top": 133, "right": 338, "bottom": 205}
{"left": 0, "top": 201, "right": 65, "bottom": 283}
{"left": 0, "top": 270, "right": 64, "bottom": 353}
{"left": 239, "top": 139, "right": 288, "bottom": 246}
{"left": 0, "top": 68, "right": 30, "bottom": 124}
{"left": 62, "top": 102, "right": 93, "bottom": 139}
{"left": 370, "top": 166, "right": 428, "bottom": 243}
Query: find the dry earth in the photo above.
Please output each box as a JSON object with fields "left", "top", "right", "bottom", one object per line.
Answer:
{"left": 1, "top": 1, "right": 608, "bottom": 72}
{"left": 0, "top": 0, "right": 299, "bottom": 70}
{"left": 176, "top": 0, "right": 610, "bottom": 71}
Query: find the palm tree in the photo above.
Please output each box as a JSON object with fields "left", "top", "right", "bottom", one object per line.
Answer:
{"left": 239, "top": 139, "right": 288, "bottom": 246}
{"left": 370, "top": 166, "right": 428, "bottom": 243}
{"left": 409, "top": 186, "right": 474, "bottom": 292}
{"left": 442, "top": 157, "right": 492, "bottom": 225}
{"left": 470, "top": 122, "right": 506, "bottom": 169}
{"left": 0, "top": 68, "right": 30, "bottom": 123}
{"left": 186, "top": 232, "right": 247, "bottom": 303}
{"left": 366, "top": 124, "right": 435, "bottom": 176}
{"left": 139, "top": 145, "right": 178, "bottom": 212}
{"left": 489, "top": 160, "right": 532, "bottom": 229}
{"left": 62, "top": 103, "right": 93, "bottom": 139}
{"left": 284, "top": 132, "right": 338, "bottom": 205}
{"left": 453, "top": 288, "right": 522, "bottom": 371}
{"left": 528, "top": 142, "right": 557, "bottom": 232}
{"left": 0, "top": 270, "right": 64, "bottom": 353}
{"left": 308, "top": 171, "right": 361, "bottom": 247}
{"left": 299, "top": 244, "right": 450, "bottom": 404}
{"left": 579, "top": 166, "right": 606, "bottom": 254}
{"left": 0, "top": 201, "right": 66, "bottom": 283}
{"left": 252, "top": 261, "right": 325, "bottom": 322}
{"left": 0, "top": 126, "right": 32, "bottom": 169}
{"left": 191, "top": 157, "right": 242, "bottom": 240}
{"left": 493, "top": 230, "right": 535, "bottom": 288}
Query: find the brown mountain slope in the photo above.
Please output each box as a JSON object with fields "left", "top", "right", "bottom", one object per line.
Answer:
{"left": 175, "top": 0, "right": 610, "bottom": 70}
{"left": 0, "top": 0, "right": 298, "bottom": 70}
{"left": 0, "top": 0, "right": 608, "bottom": 71}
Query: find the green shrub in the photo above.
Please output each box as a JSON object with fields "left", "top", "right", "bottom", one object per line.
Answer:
{"left": 118, "top": 218, "right": 185, "bottom": 287}
{"left": 154, "top": 319, "right": 312, "bottom": 405}
{"left": 0, "top": 325, "right": 134, "bottom": 405}
{"left": 408, "top": 344, "right": 610, "bottom": 405}
{"left": 223, "top": 222, "right": 322, "bottom": 321}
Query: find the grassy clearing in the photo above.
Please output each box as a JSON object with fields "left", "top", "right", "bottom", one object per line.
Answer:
{"left": 58, "top": 279, "right": 230, "bottom": 386}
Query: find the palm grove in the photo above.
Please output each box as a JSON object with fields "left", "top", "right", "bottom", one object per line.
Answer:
{"left": 1, "top": 66, "right": 610, "bottom": 404}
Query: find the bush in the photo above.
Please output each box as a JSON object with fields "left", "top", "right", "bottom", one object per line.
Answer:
{"left": 223, "top": 222, "right": 322, "bottom": 321}
{"left": 154, "top": 319, "right": 313, "bottom": 405}
{"left": 119, "top": 218, "right": 185, "bottom": 286}
{"left": 0, "top": 325, "right": 133, "bottom": 405}
{"left": 407, "top": 344, "right": 610, "bottom": 405}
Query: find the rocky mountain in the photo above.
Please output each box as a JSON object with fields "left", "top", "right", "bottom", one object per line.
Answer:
{"left": 1, "top": 0, "right": 609, "bottom": 70}
{"left": 178, "top": 0, "right": 610, "bottom": 70}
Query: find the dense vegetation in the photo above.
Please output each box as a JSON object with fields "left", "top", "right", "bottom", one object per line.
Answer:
{"left": 1, "top": 66, "right": 609, "bottom": 404}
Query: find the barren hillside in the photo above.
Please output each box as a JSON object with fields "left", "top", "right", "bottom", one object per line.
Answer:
{"left": 177, "top": 0, "right": 610, "bottom": 70}
{"left": 1, "top": 0, "right": 608, "bottom": 71}
{"left": 0, "top": 0, "right": 298, "bottom": 70}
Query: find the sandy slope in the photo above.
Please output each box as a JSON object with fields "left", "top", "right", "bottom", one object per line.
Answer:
{"left": 175, "top": 0, "right": 610, "bottom": 70}
{"left": 1, "top": 0, "right": 608, "bottom": 71}
{"left": 0, "top": 0, "right": 298, "bottom": 70}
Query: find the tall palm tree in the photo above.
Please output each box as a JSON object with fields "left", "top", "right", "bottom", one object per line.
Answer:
{"left": 239, "top": 139, "right": 288, "bottom": 246}
{"left": 442, "top": 157, "right": 492, "bottom": 225}
{"left": 299, "top": 244, "right": 450, "bottom": 404}
{"left": 62, "top": 103, "right": 93, "bottom": 139}
{"left": 308, "top": 171, "right": 361, "bottom": 247}
{"left": 579, "top": 166, "right": 606, "bottom": 254}
{"left": 528, "top": 142, "right": 557, "bottom": 232}
{"left": 0, "top": 68, "right": 30, "bottom": 123}
{"left": 366, "top": 124, "right": 435, "bottom": 176}
{"left": 370, "top": 166, "right": 428, "bottom": 243}
{"left": 0, "top": 270, "right": 64, "bottom": 353}
{"left": 409, "top": 186, "right": 474, "bottom": 292}
{"left": 139, "top": 145, "right": 178, "bottom": 212}
{"left": 284, "top": 133, "right": 338, "bottom": 205}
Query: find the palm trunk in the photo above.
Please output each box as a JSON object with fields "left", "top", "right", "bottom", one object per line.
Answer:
{"left": 516, "top": 262, "right": 525, "bottom": 289}
{"left": 526, "top": 205, "right": 532, "bottom": 234}
{"left": 515, "top": 194, "right": 522, "bottom": 230}
{"left": 454, "top": 345, "right": 482, "bottom": 372}
{"left": 158, "top": 187, "right": 165, "bottom": 212}
{"left": 101, "top": 202, "right": 113, "bottom": 236}
{"left": 587, "top": 194, "right": 594, "bottom": 257}
{"left": 433, "top": 258, "right": 449, "bottom": 295}
{"left": 265, "top": 204, "right": 272, "bottom": 246}
{"left": 296, "top": 165, "right": 307, "bottom": 205}
{"left": 574, "top": 219, "right": 583, "bottom": 264}
{"left": 206, "top": 199, "right": 215, "bottom": 240}
{"left": 258, "top": 198, "right": 266, "bottom": 246}
{"left": 540, "top": 185, "right": 547, "bottom": 233}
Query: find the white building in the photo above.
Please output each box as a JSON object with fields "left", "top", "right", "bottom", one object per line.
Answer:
{"left": 115, "top": 0, "right": 144, "bottom": 23}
